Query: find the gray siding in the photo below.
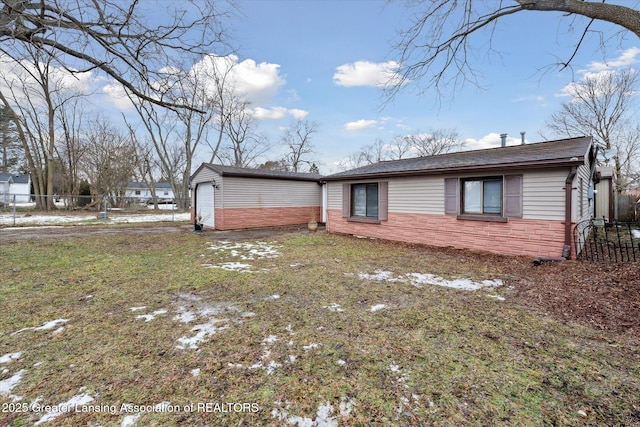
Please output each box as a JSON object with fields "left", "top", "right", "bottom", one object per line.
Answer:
{"left": 328, "top": 167, "right": 574, "bottom": 221}
{"left": 223, "top": 177, "right": 321, "bottom": 208}
{"left": 521, "top": 169, "right": 567, "bottom": 221}
{"left": 191, "top": 168, "right": 223, "bottom": 209}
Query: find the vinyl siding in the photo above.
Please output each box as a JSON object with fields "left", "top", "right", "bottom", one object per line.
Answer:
{"left": 573, "top": 161, "right": 592, "bottom": 222}
{"left": 191, "top": 168, "right": 223, "bottom": 209}
{"left": 329, "top": 167, "right": 572, "bottom": 221}
{"left": 522, "top": 169, "right": 568, "bottom": 221}
{"left": 223, "top": 177, "right": 321, "bottom": 208}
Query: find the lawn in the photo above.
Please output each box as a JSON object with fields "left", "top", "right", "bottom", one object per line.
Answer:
{"left": 1, "top": 229, "right": 639, "bottom": 426}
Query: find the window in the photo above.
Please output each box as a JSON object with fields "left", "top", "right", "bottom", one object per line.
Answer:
{"left": 445, "top": 175, "right": 522, "bottom": 221}
{"left": 342, "top": 181, "right": 388, "bottom": 222}
{"left": 135, "top": 190, "right": 141, "bottom": 195}
{"left": 462, "top": 177, "right": 502, "bottom": 215}
{"left": 352, "top": 183, "right": 379, "bottom": 218}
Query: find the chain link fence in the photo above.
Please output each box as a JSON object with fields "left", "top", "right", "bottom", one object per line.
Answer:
{"left": 0, "top": 193, "right": 189, "bottom": 226}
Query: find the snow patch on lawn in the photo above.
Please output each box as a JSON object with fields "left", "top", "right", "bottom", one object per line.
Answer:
{"left": 203, "top": 262, "right": 253, "bottom": 272}
{"left": 323, "top": 303, "right": 345, "bottom": 312}
{"left": 120, "top": 414, "right": 141, "bottom": 427}
{"left": 207, "top": 241, "right": 281, "bottom": 260}
{"left": 359, "top": 269, "right": 503, "bottom": 291}
{"left": 272, "top": 399, "right": 354, "bottom": 427}
{"left": 176, "top": 320, "right": 229, "bottom": 350}
{"left": 370, "top": 304, "right": 386, "bottom": 312}
{"left": 135, "top": 309, "right": 168, "bottom": 322}
{"left": 12, "top": 319, "right": 68, "bottom": 335}
{"left": 0, "top": 352, "right": 22, "bottom": 364}
{"left": 34, "top": 392, "right": 94, "bottom": 425}
{"left": 0, "top": 369, "right": 25, "bottom": 395}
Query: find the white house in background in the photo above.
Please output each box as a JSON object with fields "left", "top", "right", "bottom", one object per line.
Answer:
{"left": 125, "top": 182, "right": 175, "bottom": 204}
{"left": 0, "top": 173, "right": 31, "bottom": 203}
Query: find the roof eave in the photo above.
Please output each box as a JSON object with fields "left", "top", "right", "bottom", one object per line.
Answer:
{"left": 323, "top": 158, "right": 585, "bottom": 181}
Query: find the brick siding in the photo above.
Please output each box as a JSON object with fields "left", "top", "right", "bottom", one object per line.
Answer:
{"left": 326, "top": 209, "right": 571, "bottom": 258}
{"left": 214, "top": 206, "right": 321, "bottom": 230}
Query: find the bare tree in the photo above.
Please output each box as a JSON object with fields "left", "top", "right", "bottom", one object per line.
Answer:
{"left": 81, "top": 118, "right": 136, "bottom": 207}
{"left": 0, "top": 104, "right": 19, "bottom": 172}
{"left": 546, "top": 68, "right": 640, "bottom": 193}
{"left": 338, "top": 127, "right": 462, "bottom": 170}
{"left": 404, "top": 128, "right": 461, "bottom": 157}
{"left": 217, "top": 101, "right": 272, "bottom": 168}
{"left": 387, "top": 136, "right": 414, "bottom": 160}
{"left": 55, "top": 97, "right": 89, "bottom": 208}
{"left": 0, "top": 44, "right": 86, "bottom": 209}
{"left": 391, "top": 1, "right": 640, "bottom": 98}
{"left": 281, "top": 119, "right": 318, "bottom": 172}
{"left": 0, "top": 0, "right": 234, "bottom": 112}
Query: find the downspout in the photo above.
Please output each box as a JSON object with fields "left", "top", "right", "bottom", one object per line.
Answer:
{"left": 563, "top": 166, "right": 578, "bottom": 259}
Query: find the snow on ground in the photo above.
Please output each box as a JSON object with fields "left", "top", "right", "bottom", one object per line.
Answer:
{"left": 34, "top": 392, "right": 94, "bottom": 425}
{"left": 358, "top": 269, "right": 503, "bottom": 291}
{"left": 323, "top": 303, "right": 345, "bottom": 312}
{"left": 272, "top": 399, "right": 354, "bottom": 427}
{"left": 0, "top": 369, "right": 25, "bottom": 395}
{"left": 134, "top": 309, "right": 168, "bottom": 322}
{"left": 11, "top": 319, "right": 68, "bottom": 336}
{"left": 203, "top": 262, "right": 253, "bottom": 272}
{"left": 202, "top": 241, "right": 282, "bottom": 272}
{"left": 206, "top": 241, "right": 281, "bottom": 260}
{"left": 0, "top": 351, "right": 22, "bottom": 364}
{"left": 0, "top": 212, "right": 189, "bottom": 226}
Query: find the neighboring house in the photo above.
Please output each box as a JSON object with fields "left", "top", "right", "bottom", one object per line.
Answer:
{"left": 125, "top": 182, "right": 174, "bottom": 203}
{"left": 190, "top": 164, "right": 322, "bottom": 230}
{"left": 0, "top": 173, "right": 31, "bottom": 204}
{"left": 323, "top": 137, "right": 596, "bottom": 259}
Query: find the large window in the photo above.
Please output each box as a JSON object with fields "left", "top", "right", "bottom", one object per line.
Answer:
{"left": 351, "top": 183, "right": 379, "bottom": 218}
{"left": 462, "top": 177, "right": 502, "bottom": 215}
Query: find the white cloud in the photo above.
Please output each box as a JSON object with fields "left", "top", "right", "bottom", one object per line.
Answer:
{"left": 557, "top": 47, "right": 640, "bottom": 99}
{"left": 0, "top": 56, "right": 94, "bottom": 107}
{"left": 463, "top": 133, "right": 522, "bottom": 151}
{"left": 191, "top": 54, "right": 285, "bottom": 105}
{"left": 333, "top": 60, "right": 403, "bottom": 88}
{"left": 102, "top": 83, "right": 135, "bottom": 110}
{"left": 252, "top": 106, "right": 309, "bottom": 120}
{"left": 344, "top": 119, "right": 378, "bottom": 131}
{"left": 583, "top": 47, "right": 640, "bottom": 73}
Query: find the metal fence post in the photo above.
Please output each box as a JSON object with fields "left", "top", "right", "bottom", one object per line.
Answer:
{"left": 12, "top": 194, "right": 16, "bottom": 226}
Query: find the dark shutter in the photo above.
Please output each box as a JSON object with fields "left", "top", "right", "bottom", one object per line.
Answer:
{"left": 444, "top": 178, "right": 458, "bottom": 215}
{"left": 504, "top": 175, "right": 523, "bottom": 218}
{"left": 342, "top": 183, "right": 350, "bottom": 217}
{"left": 378, "top": 181, "right": 388, "bottom": 221}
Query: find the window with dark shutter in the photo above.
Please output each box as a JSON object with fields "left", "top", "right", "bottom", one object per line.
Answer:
{"left": 342, "top": 183, "right": 350, "bottom": 217}
{"left": 444, "top": 178, "right": 458, "bottom": 215}
{"left": 378, "top": 181, "right": 388, "bottom": 221}
{"left": 503, "top": 175, "right": 523, "bottom": 218}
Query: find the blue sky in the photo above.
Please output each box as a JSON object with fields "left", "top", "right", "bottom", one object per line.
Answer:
{"left": 218, "top": 0, "right": 640, "bottom": 173}
{"left": 6, "top": 0, "right": 634, "bottom": 175}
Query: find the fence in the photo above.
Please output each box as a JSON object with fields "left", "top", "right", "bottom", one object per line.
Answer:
{"left": 617, "top": 194, "right": 637, "bottom": 222}
{"left": 574, "top": 218, "right": 640, "bottom": 262}
{"left": 0, "top": 193, "right": 189, "bottom": 227}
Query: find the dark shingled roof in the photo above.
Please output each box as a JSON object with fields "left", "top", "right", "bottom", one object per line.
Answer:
{"left": 324, "top": 136, "right": 593, "bottom": 181}
{"left": 195, "top": 164, "right": 322, "bottom": 182}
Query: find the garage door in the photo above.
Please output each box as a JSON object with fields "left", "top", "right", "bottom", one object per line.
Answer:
{"left": 196, "top": 183, "right": 215, "bottom": 228}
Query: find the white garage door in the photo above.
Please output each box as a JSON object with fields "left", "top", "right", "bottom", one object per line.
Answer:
{"left": 196, "top": 183, "right": 215, "bottom": 228}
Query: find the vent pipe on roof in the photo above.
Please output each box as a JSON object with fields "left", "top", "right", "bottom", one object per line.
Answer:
{"left": 520, "top": 131, "right": 526, "bottom": 145}
{"left": 500, "top": 133, "right": 507, "bottom": 147}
